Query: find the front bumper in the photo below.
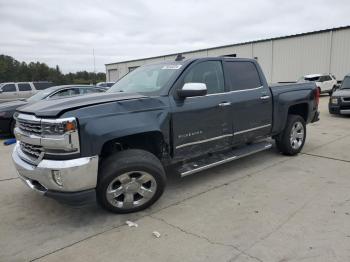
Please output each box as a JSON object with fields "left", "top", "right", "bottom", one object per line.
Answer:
{"left": 329, "top": 104, "right": 350, "bottom": 115}
{"left": 12, "top": 143, "right": 98, "bottom": 205}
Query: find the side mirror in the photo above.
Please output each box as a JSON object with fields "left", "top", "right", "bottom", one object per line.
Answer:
{"left": 177, "top": 83, "right": 207, "bottom": 98}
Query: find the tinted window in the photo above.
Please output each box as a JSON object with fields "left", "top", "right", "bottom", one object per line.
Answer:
{"left": 79, "top": 88, "right": 103, "bottom": 94}
{"left": 1, "top": 84, "right": 16, "bottom": 92}
{"left": 50, "top": 88, "right": 79, "bottom": 98}
{"left": 34, "top": 82, "right": 53, "bottom": 90}
{"left": 324, "top": 75, "right": 332, "bottom": 81}
{"left": 184, "top": 61, "right": 225, "bottom": 94}
{"left": 305, "top": 76, "right": 320, "bottom": 82}
{"left": 226, "top": 62, "right": 261, "bottom": 90}
{"left": 18, "top": 83, "right": 32, "bottom": 91}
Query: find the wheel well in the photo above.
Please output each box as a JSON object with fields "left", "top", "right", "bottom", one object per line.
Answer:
{"left": 100, "top": 131, "right": 167, "bottom": 160}
{"left": 288, "top": 103, "right": 308, "bottom": 122}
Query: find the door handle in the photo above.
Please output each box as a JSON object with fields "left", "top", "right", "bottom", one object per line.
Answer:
{"left": 260, "top": 95, "right": 270, "bottom": 100}
{"left": 218, "top": 102, "right": 231, "bottom": 107}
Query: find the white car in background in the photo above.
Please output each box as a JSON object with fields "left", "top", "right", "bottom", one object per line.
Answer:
{"left": 298, "top": 74, "right": 338, "bottom": 95}
{"left": 0, "top": 81, "right": 54, "bottom": 103}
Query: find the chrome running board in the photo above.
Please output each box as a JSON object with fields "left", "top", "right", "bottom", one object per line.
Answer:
{"left": 179, "top": 141, "right": 272, "bottom": 177}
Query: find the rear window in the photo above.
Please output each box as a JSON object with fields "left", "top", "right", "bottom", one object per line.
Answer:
{"left": 18, "top": 83, "right": 32, "bottom": 91}
{"left": 1, "top": 84, "right": 16, "bottom": 92}
{"left": 304, "top": 76, "right": 320, "bottom": 82}
{"left": 33, "top": 82, "right": 54, "bottom": 90}
{"left": 226, "top": 62, "right": 262, "bottom": 90}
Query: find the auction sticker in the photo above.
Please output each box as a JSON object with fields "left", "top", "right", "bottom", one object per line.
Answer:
{"left": 161, "top": 65, "right": 182, "bottom": 70}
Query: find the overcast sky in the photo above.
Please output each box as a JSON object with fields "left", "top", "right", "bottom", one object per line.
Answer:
{"left": 0, "top": 0, "right": 349, "bottom": 73}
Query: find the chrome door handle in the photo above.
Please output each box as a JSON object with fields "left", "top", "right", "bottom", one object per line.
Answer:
{"left": 260, "top": 95, "right": 270, "bottom": 100}
{"left": 218, "top": 102, "right": 231, "bottom": 107}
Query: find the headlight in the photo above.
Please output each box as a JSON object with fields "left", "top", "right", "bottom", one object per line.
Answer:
{"left": 331, "top": 98, "right": 338, "bottom": 105}
{"left": 41, "top": 118, "right": 77, "bottom": 135}
{"left": 40, "top": 117, "right": 80, "bottom": 155}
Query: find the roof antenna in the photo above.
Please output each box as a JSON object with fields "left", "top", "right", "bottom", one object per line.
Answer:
{"left": 175, "top": 54, "right": 185, "bottom": 61}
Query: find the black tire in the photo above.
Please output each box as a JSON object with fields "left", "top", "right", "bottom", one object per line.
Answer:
{"left": 275, "top": 115, "right": 306, "bottom": 156}
{"left": 96, "top": 149, "right": 166, "bottom": 214}
{"left": 10, "top": 120, "right": 16, "bottom": 137}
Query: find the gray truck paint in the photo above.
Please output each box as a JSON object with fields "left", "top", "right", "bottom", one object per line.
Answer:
{"left": 17, "top": 58, "right": 319, "bottom": 164}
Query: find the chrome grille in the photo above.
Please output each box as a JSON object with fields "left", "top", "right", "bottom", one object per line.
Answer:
{"left": 17, "top": 119, "right": 42, "bottom": 135}
{"left": 342, "top": 97, "right": 350, "bottom": 102}
{"left": 20, "top": 142, "right": 43, "bottom": 160}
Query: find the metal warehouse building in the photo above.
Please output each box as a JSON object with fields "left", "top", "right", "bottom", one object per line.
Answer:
{"left": 105, "top": 25, "right": 350, "bottom": 83}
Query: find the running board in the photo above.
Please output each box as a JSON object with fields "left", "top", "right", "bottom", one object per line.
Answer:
{"left": 179, "top": 141, "right": 272, "bottom": 177}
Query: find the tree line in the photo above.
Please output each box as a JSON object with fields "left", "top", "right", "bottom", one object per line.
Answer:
{"left": 0, "top": 54, "right": 106, "bottom": 85}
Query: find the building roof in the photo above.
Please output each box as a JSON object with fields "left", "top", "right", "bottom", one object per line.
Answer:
{"left": 105, "top": 25, "right": 350, "bottom": 66}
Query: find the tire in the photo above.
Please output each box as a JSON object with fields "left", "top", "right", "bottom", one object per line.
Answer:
{"left": 275, "top": 115, "right": 306, "bottom": 156}
{"left": 96, "top": 149, "right": 166, "bottom": 214}
{"left": 10, "top": 120, "right": 16, "bottom": 137}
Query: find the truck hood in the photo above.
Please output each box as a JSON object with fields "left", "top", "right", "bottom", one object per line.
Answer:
{"left": 332, "top": 89, "right": 350, "bottom": 97}
{"left": 17, "top": 92, "right": 147, "bottom": 117}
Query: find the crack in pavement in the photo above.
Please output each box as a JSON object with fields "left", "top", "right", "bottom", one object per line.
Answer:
{"left": 229, "top": 188, "right": 324, "bottom": 262}
{"left": 24, "top": 134, "right": 350, "bottom": 262}
{"left": 30, "top": 157, "right": 291, "bottom": 261}
{"left": 150, "top": 215, "right": 263, "bottom": 262}
{"left": 0, "top": 177, "right": 19, "bottom": 182}
{"left": 301, "top": 152, "right": 350, "bottom": 163}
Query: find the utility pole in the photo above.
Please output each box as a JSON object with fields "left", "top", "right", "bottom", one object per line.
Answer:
{"left": 93, "top": 48, "right": 96, "bottom": 84}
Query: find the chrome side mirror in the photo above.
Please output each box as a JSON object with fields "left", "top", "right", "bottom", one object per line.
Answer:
{"left": 177, "top": 83, "right": 207, "bottom": 98}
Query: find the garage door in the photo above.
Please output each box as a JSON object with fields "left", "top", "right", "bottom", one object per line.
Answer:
{"left": 108, "top": 69, "right": 119, "bottom": 82}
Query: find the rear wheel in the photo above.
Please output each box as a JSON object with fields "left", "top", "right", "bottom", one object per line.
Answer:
{"left": 275, "top": 115, "right": 306, "bottom": 156}
{"left": 97, "top": 149, "right": 166, "bottom": 214}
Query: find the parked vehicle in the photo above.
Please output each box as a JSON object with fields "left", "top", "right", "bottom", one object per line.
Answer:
{"left": 298, "top": 74, "right": 337, "bottom": 95}
{"left": 96, "top": 82, "right": 115, "bottom": 88}
{"left": 12, "top": 57, "right": 319, "bottom": 213}
{"left": 0, "top": 85, "right": 105, "bottom": 135}
{"left": 329, "top": 74, "right": 350, "bottom": 115}
{"left": 0, "top": 82, "right": 54, "bottom": 103}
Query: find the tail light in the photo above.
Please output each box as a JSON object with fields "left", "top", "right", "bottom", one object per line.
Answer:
{"left": 314, "top": 87, "right": 320, "bottom": 106}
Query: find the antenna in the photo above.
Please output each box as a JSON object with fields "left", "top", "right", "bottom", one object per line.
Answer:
{"left": 93, "top": 48, "right": 96, "bottom": 73}
{"left": 92, "top": 48, "right": 96, "bottom": 85}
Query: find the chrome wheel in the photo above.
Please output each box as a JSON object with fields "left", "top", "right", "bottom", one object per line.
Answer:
{"left": 106, "top": 171, "right": 157, "bottom": 209}
{"left": 290, "top": 121, "right": 304, "bottom": 150}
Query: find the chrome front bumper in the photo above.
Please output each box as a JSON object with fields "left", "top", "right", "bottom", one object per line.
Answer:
{"left": 12, "top": 143, "right": 98, "bottom": 193}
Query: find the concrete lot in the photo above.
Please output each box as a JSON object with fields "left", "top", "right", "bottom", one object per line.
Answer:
{"left": 1, "top": 96, "right": 350, "bottom": 262}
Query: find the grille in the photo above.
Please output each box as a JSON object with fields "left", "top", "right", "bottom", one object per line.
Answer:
{"left": 20, "top": 142, "right": 43, "bottom": 160}
{"left": 17, "top": 119, "right": 42, "bottom": 135}
{"left": 343, "top": 97, "right": 350, "bottom": 102}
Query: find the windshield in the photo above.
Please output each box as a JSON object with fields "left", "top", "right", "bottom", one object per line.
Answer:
{"left": 304, "top": 76, "right": 320, "bottom": 82}
{"left": 341, "top": 76, "right": 350, "bottom": 89}
{"left": 27, "top": 86, "right": 59, "bottom": 102}
{"left": 108, "top": 63, "right": 182, "bottom": 94}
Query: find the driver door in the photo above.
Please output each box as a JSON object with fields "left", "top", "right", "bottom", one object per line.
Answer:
{"left": 170, "top": 60, "right": 233, "bottom": 161}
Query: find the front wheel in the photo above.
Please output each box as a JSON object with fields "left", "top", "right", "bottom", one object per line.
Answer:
{"left": 275, "top": 115, "right": 306, "bottom": 156}
{"left": 97, "top": 149, "right": 166, "bottom": 214}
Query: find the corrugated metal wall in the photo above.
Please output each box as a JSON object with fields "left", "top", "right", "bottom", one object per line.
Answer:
{"left": 106, "top": 27, "right": 350, "bottom": 83}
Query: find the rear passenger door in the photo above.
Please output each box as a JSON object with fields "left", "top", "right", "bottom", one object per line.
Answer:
{"left": 17, "top": 83, "right": 33, "bottom": 99}
{"left": 224, "top": 60, "right": 272, "bottom": 144}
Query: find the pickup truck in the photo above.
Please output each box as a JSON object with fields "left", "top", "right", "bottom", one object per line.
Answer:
{"left": 12, "top": 57, "right": 320, "bottom": 213}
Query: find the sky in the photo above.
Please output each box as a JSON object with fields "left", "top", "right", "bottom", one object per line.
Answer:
{"left": 0, "top": 0, "right": 349, "bottom": 73}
